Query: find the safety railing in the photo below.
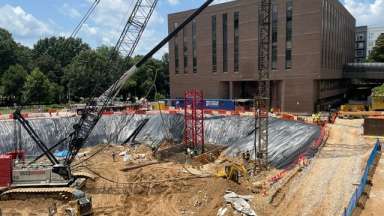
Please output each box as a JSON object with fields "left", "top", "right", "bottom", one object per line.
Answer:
{"left": 342, "top": 140, "right": 382, "bottom": 216}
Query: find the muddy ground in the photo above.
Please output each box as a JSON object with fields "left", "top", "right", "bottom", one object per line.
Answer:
{"left": 0, "top": 118, "right": 378, "bottom": 216}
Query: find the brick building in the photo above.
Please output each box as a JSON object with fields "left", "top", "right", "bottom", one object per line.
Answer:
{"left": 168, "top": 0, "right": 355, "bottom": 113}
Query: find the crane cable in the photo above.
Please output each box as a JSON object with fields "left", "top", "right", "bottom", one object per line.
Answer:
{"left": 70, "top": 0, "right": 100, "bottom": 38}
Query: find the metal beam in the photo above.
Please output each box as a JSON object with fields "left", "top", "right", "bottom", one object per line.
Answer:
{"left": 255, "top": 0, "right": 271, "bottom": 170}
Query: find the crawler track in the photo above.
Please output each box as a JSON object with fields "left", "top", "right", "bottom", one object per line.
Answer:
{"left": 0, "top": 187, "right": 77, "bottom": 201}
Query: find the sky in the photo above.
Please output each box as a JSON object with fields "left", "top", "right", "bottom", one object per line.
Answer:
{"left": 0, "top": 0, "right": 383, "bottom": 59}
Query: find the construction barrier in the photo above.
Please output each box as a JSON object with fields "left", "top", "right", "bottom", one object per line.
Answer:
{"left": 342, "top": 141, "right": 382, "bottom": 216}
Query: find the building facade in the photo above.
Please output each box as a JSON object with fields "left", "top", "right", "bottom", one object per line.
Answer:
{"left": 355, "top": 26, "right": 367, "bottom": 62}
{"left": 367, "top": 26, "right": 384, "bottom": 57}
{"left": 168, "top": 0, "right": 355, "bottom": 113}
{"left": 355, "top": 26, "right": 384, "bottom": 62}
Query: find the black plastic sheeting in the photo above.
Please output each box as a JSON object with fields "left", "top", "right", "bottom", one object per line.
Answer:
{"left": 0, "top": 114, "right": 320, "bottom": 168}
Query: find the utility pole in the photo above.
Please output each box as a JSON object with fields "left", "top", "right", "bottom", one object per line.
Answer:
{"left": 255, "top": 0, "right": 271, "bottom": 170}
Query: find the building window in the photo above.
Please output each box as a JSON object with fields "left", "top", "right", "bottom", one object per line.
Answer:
{"left": 234, "top": 12, "right": 239, "bottom": 72}
{"left": 285, "top": 0, "right": 292, "bottom": 69}
{"left": 356, "top": 50, "right": 364, "bottom": 57}
{"left": 174, "top": 22, "right": 179, "bottom": 74}
{"left": 212, "top": 15, "right": 217, "bottom": 73}
{"left": 183, "top": 28, "right": 188, "bottom": 73}
{"left": 192, "top": 19, "right": 197, "bottom": 73}
{"left": 271, "top": 1, "right": 278, "bottom": 70}
{"left": 223, "top": 13, "right": 228, "bottom": 72}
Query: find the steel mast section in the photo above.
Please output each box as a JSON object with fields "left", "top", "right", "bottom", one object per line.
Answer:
{"left": 57, "top": 0, "right": 215, "bottom": 178}
{"left": 255, "top": 0, "right": 271, "bottom": 170}
{"left": 114, "top": 0, "right": 158, "bottom": 57}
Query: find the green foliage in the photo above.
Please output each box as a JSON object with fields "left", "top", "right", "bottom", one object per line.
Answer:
{"left": 0, "top": 28, "right": 32, "bottom": 74}
{"left": 0, "top": 28, "right": 17, "bottom": 73}
{"left": 32, "top": 37, "right": 90, "bottom": 67}
{"left": 0, "top": 27, "right": 170, "bottom": 105}
{"left": 155, "top": 93, "right": 166, "bottom": 100}
{"left": 119, "top": 53, "right": 169, "bottom": 101}
{"left": 372, "top": 83, "right": 384, "bottom": 96}
{"left": 22, "top": 68, "right": 54, "bottom": 104}
{"left": 63, "top": 49, "right": 111, "bottom": 99}
{"left": 1, "top": 65, "right": 28, "bottom": 102}
{"left": 368, "top": 34, "right": 384, "bottom": 62}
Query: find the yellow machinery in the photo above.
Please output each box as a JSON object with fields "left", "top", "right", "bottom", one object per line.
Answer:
{"left": 216, "top": 162, "right": 248, "bottom": 183}
{"left": 340, "top": 104, "right": 366, "bottom": 112}
{"left": 370, "top": 96, "right": 384, "bottom": 111}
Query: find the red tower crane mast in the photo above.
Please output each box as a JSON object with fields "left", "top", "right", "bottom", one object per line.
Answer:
{"left": 184, "top": 89, "right": 205, "bottom": 154}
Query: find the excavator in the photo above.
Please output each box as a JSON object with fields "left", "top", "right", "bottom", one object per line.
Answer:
{"left": 0, "top": 0, "right": 215, "bottom": 215}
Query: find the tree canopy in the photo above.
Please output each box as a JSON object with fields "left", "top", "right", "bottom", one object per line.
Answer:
{"left": 0, "top": 27, "right": 170, "bottom": 105}
{"left": 22, "top": 68, "right": 54, "bottom": 104}
{"left": 1, "top": 65, "right": 28, "bottom": 102}
{"left": 368, "top": 33, "right": 384, "bottom": 62}
{"left": 372, "top": 83, "right": 384, "bottom": 96}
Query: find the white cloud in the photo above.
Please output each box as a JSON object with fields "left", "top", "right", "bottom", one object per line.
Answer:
{"left": 343, "top": 0, "right": 384, "bottom": 26}
{"left": 60, "top": 3, "right": 81, "bottom": 19}
{"left": 167, "top": 0, "right": 180, "bottom": 5}
{"left": 167, "top": 0, "right": 233, "bottom": 6}
{"left": 0, "top": 4, "right": 52, "bottom": 45}
{"left": 78, "top": 0, "right": 166, "bottom": 58}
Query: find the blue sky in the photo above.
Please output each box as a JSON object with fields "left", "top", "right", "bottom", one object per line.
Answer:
{"left": 0, "top": 0, "right": 383, "bottom": 58}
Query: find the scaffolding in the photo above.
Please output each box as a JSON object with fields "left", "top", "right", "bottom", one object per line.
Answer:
{"left": 255, "top": 0, "right": 271, "bottom": 170}
{"left": 184, "top": 89, "right": 205, "bottom": 154}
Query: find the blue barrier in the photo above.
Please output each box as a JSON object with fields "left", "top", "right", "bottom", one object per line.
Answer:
{"left": 162, "top": 99, "right": 236, "bottom": 111}
{"left": 342, "top": 140, "right": 381, "bottom": 216}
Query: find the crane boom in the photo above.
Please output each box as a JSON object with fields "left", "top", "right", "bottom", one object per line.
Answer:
{"left": 114, "top": 0, "right": 158, "bottom": 58}
{"left": 62, "top": 0, "right": 160, "bottom": 167}
{"left": 54, "top": 0, "right": 216, "bottom": 178}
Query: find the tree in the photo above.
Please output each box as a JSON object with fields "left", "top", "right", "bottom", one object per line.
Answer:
{"left": 372, "top": 83, "right": 384, "bottom": 96}
{"left": 368, "top": 33, "right": 384, "bottom": 62}
{"left": 1, "top": 65, "right": 28, "bottom": 102}
{"left": 23, "top": 68, "right": 53, "bottom": 104}
{"left": 118, "top": 55, "right": 170, "bottom": 101}
{"left": 0, "top": 28, "right": 18, "bottom": 74}
{"left": 34, "top": 54, "right": 62, "bottom": 83}
{"left": 33, "top": 37, "right": 90, "bottom": 67}
{"left": 0, "top": 28, "right": 33, "bottom": 75}
{"left": 63, "top": 50, "right": 110, "bottom": 100}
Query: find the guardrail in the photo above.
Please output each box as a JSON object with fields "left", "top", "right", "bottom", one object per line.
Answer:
{"left": 342, "top": 140, "right": 382, "bottom": 216}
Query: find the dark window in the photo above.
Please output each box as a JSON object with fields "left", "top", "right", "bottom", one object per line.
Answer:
{"left": 183, "top": 28, "right": 188, "bottom": 73}
{"left": 223, "top": 13, "right": 228, "bottom": 72}
{"left": 271, "top": 1, "right": 278, "bottom": 70}
{"left": 285, "top": 0, "right": 292, "bottom": 69}
{"left": 192, "top": 19, "right": 197, "bottom": 73}
{"left": 272, "top": 46, "right": 278, "bottom": 70}
{"left": 212, "top": 15, "right": 217, "bottom": 72}
{"left": 174, "top": 22, "right": 179, "bottom": 74}
{"left": 234, "top": 12, "right": 239, "bottom": 72}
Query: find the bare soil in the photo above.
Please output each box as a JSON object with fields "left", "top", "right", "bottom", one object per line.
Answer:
{"left": 0, "top": 118, "right": 375, "bottom": 216}
{"left": 273, "top": 119, "right": 373, "bottom": 216}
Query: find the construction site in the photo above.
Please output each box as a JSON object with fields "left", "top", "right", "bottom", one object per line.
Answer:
{"left": 0, "top": 0, "right": 384, "bottom": 216}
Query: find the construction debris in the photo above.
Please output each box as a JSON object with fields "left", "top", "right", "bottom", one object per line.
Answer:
{"left": 221, "top": 191, "right": 256, "bottom": 216}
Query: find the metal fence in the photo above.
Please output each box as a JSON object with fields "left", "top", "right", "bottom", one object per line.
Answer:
{"left": 342, "top": 140, "right": 381, "bottom": 216}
